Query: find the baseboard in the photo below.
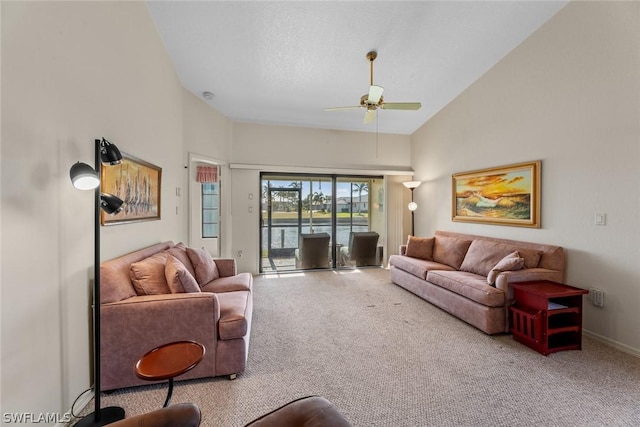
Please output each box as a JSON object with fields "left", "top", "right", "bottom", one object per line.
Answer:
{"left": 56, "top": 390, "right": 93, "bottom": 427}
{"left": 583, "top": 329, "right": 640, "bottom": 359}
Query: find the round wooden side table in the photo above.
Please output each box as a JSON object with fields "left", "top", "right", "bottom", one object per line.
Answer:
{"left": 135, "top": 340, "right": 205, "bottom": 407}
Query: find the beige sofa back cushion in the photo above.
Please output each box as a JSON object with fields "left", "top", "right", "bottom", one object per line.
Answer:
{"left": 435, "top": 230, "right": 565, "bottom": 273}
{"left": 459, "top": 240, "right": 541, "bottom": 277}
{"left": 432, "top": 236, "right": 472, "bottom": 269}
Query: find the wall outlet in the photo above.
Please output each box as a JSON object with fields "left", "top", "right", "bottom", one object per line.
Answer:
{"left": 590, "top": 288, "right": 604, "bottom": 307}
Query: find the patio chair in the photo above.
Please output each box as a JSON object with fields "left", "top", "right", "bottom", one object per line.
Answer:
{"left": 340, "top": 231, "right": 380, "bottom": 267}
{"left": 295, "top": 233, "right": 331, "bottom": 269}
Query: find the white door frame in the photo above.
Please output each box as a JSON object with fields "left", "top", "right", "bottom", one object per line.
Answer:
{"left": 188, "top": 152, "right": 227, "bottom": 257}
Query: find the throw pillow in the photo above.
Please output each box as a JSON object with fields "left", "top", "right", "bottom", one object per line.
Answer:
{"left": 129, "top": 252, "right": 171, "bottom": 295}
{"left": 487, "top": 251, "right": 525, "bottom": 285}
{"left": 165, "top": 242, "right": 197, "bottom": 279}
{"left": 165, "top": 255, "right": 201, "bottom": 293}
{"left": 405, "top": 236, "right": 435, "bottom": 260}
{"left": 186, "top": 246, "right": 220, "bottom": 285}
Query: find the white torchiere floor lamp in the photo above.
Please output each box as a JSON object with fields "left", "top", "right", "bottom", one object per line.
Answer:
{"left": 402, "top": 181, "right": 422, "bottom": 236}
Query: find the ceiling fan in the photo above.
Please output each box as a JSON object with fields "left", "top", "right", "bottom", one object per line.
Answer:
{"left": 325, "top": 51, "right": 422, "bottom": 124}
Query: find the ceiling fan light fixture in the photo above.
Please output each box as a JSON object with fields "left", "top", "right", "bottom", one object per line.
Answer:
{"left": 324, "top": 50, "right": 421, "bottom": 121}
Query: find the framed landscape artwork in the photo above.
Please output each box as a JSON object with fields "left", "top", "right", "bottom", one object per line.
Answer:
{"left": 452, "top": 160, "right": 541, "bottom": 228}
{"left": 100, "top": 152, "right": 162, "bottom": 225}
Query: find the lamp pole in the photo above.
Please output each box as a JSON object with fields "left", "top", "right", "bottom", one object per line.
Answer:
{"left": 73, "top": 139, "right": 125, "bottom": 427}
{"left": 410, "top": 188, "right": 415, "bottom": 236}
{"left": 403, "top": 181, "right": 421, "bottom": 237}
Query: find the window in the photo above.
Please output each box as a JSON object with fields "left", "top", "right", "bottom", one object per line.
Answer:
{"left": 202, "top": 182, "right": 219, "bottom": 238}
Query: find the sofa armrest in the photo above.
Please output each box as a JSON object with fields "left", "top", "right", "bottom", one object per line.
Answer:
{"left": 495, "top": 268, "right": 564, "bottom": 300}
{"left": 100, "top": 293, "right": 220, "bottom": 390}
{"left": 214, "top": 258, "right": 237, "bottom": 277}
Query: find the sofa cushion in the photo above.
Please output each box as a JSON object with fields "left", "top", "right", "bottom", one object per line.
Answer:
{"left": 389, "top": 255, "right": 454, "bottom": 280}
{"left": 129, "top": 252, "right": 171, "bottom": 295}
{"left": 405, "top": 236, "right": 435, "bottom": 260}
{"left": 164, "top": 242, "right": 197, "bottom": 279}
{"left": 459, "top": 240, "right": 542, "bottom": 277}
{"left": 216, "top": 291, "right": 251, "bottom": 340}
{"left": 426, "top": 270, "right": 505, "bottom": 307}
{"left": 201, "top": 272, "right": 253, "bottom": 293}
{"left": 165, "top": 255, "right": 201, "bottom": 294}
{"left": 432, "top": 236, "right": 472, "bottom": 269}
{"left": 487, "top": 252, "right": 524, "bottom": 285}
{"left": 186, "top": 247, "right": 220, "bottom": 285}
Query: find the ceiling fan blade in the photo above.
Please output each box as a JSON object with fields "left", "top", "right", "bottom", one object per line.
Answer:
{"left": 363, "top": 109, "right": 376, "bottom": 124}
{"left": 381, "top": 102, "right": 422, "bottom": 111}
{"left": 324, "top": 106, "right": 361, "bottom": 111}
{"left": 368, "top": 85, "right": 384, "bottom": 104}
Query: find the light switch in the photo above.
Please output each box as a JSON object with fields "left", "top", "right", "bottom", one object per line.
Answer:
{"left": 248, "top": 206, "right": 253, "bottom": 213}
{"left": 248, "top": 193, "right": 253, "bottom": 200}
{"left": 595, "top": 213, "right": 606, "bottom": 226}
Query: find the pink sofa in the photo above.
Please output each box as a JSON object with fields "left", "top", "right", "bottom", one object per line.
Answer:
{"left": 100, "top": 241, "right": 252, "bottom": 390}
{"left": 389, "top": 230, "right": 565, "bottom": 334}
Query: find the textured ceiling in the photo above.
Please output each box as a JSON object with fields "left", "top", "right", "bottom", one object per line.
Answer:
{"left": 147, "top": 1, "right": 568, "bottom": 135}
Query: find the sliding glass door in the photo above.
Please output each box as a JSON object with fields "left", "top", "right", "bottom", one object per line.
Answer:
{"left": 260, "top": 173, "right": 384, "bottom": 273}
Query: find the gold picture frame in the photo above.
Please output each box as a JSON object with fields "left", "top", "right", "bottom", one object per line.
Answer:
{"left": 452, "top": 160, "right": 541, "bottom": 228}
{"left": 100, "top": 152, "right": 162, "bottom": 225}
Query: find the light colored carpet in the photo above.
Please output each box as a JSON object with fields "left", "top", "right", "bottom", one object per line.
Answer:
{"left": 95, "top": 269, "right": 640, "bottom": 426}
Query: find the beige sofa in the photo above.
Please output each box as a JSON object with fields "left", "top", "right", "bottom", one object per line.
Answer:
{"left": 389, "top": 230, "right": 565, "bottom": 334}
{"left": 100, "top": 241, "right": 252, "bottom": 390}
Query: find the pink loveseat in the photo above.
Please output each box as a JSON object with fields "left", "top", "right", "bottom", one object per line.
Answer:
{"left": 100, "top": 241, "right": 253, "bottom": 390}
{"left": 389, "top": 230, "right": 565, "bottom": 334}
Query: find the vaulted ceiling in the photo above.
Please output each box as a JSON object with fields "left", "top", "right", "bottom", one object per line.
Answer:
{"left": 147, "top": 1, "right": 568, "bottom": 135}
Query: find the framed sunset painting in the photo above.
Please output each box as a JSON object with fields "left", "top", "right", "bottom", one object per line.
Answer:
{"left": 452, "top": 161, "right": 541, "bottom": 228}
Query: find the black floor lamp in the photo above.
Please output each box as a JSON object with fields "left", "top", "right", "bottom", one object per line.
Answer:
{"left": 70, "top": 138, "right": 126, "bottom": 426}
{"left": 402, "top": 181, "right": 422, "bottom": 236}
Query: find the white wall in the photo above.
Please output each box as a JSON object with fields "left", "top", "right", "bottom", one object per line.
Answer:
{"left": 411, "top": 1, "right": 640, "bottom": 354}
{"left": 1, "top": 0, "right": 188, "bottom": 416}
{"left": 229, "top": 122, "right": 413, "bottom": 273}
{"left": 182, "top": 90, "right": 234, "bottom": 257}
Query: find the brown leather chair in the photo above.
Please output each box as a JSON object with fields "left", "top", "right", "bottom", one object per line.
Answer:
{"left": 245, "top": 396, "right": 351, "bottom": 427}
{"left": 109, "top": 403, "right": 201, "bottom": 427}
{"left": 340, "top": 231, "right": 380, "bottom": 267}
{"left": 295, "top": 233, "right": 331, "bottom": 269}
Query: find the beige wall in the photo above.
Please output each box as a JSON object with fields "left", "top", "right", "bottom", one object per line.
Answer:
{"left": 1, "top": 0, "right": 192, "bottom": 416}
{"left": 229, "top": 122, "right": 413, "bottom": 273}
{"left": 182, "top": 90, "right": 234, "bottom": 257}
{"left": 411, "top": 1, "right": 640, "bottom": 354}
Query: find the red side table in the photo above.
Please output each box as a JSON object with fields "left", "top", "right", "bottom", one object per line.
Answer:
{"left": 510, "top": 280, "right": 588, "bottom": 356}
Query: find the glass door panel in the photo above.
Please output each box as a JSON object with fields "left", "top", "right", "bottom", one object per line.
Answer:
{"left": 260, "top": 174, "right": 382, "bottom": 273}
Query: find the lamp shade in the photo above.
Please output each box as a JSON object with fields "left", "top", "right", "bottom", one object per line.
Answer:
{"left": 402, "top": 181, "right": 422, "bottom": 190}
{"left": 70, "top": 162, "right": 100, "bottom": 190}
{"left": 99, "top": 138, "right": 123, "bottom": 165}
{"left": 100, "top": 193, "right": 124, "bottom": 215}
{"left": 408, "top": 201, "right": 418, "bottom": 211}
